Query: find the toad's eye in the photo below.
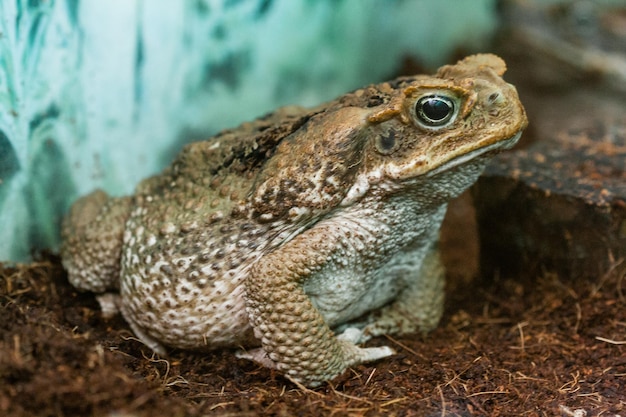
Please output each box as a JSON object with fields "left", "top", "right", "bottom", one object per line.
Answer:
{"left": 415, "top": 95, "right": 456, "bottom": 127}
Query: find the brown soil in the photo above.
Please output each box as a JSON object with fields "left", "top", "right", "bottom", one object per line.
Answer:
{"left": 1, "top": 197, "right": 625, "bottom": 417}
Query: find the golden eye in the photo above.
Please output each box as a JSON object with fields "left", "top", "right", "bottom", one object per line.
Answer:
{"left": 415, "top": 95, "right": 456, "bottom": 127}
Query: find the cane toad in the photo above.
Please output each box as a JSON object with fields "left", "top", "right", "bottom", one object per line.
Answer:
{"left": 61, "top": 54, "right": 527, "bottom": 387}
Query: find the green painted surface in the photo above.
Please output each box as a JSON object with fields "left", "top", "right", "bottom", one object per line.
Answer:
{"left": 0, "top": 0, "right": 497, "bottom": 261}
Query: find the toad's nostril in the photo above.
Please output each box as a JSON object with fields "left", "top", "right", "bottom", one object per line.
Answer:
{"left": 488, "top": 92, "right": 500, "bottom": 103}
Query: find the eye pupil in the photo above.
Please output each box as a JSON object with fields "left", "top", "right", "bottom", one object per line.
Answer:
{"left": 422, "top": 99, "right": 450, "bottom": 120}
{"left": 416, "top": 95, "right": 455, "bottom": 126}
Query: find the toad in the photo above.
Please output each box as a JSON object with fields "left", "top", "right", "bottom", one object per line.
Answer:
{"left": 61, "top": 54, "right": 527, "bottom": 387}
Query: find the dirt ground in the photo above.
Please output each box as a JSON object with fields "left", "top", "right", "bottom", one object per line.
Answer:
{"left": 1, "top": 194, "right": 625, "bottom": 416}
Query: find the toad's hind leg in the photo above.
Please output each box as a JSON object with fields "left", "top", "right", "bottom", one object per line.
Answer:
{"left": 61, "top": 189, "right": 132, "bottom": 294}
{"left": 117, "top": 302, "right": 168, "bottom": 356}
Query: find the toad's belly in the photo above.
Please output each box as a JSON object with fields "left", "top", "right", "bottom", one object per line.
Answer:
{"left": 304, "top": 240, "right": 432, "bottom": 328}
{"left": 305, "top": 268, "right": 402, "bottom": 328}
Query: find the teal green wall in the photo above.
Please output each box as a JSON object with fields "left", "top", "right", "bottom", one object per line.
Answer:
{"left": 0, "top": 0, "right": 497, "bottom": 261}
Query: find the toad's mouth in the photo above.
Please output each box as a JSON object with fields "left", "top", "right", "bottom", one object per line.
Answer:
{"left": 426, "top": 131, "right": 522, "bottom": 178}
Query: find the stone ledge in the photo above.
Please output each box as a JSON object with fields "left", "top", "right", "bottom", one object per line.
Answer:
{"left": 473, "top": 121, "right": 626, "bottom": 280}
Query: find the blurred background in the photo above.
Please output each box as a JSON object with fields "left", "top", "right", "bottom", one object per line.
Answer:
{"left": 0, "top": 0, "right": 624, "bottom": 265}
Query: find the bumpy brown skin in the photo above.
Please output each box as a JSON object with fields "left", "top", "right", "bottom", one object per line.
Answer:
{"left": 61, "top": 54, "right": 528, "bottom": 387}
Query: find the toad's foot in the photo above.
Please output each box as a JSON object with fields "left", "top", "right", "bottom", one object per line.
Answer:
{"left": 236, "top": 348, "right": 279, "bottom": 369}
{"left": 237, "top": 342, "right": 395, "bottom": 384}
{"left": 96, "top": 292, "right": 121, "bottom": 319}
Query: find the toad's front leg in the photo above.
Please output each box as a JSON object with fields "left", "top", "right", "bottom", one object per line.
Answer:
{"left": 242, "top": 224, "right": 394, "bottom": 387}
